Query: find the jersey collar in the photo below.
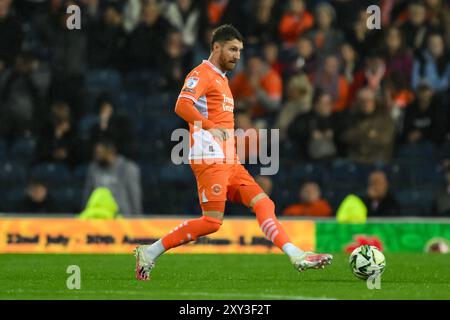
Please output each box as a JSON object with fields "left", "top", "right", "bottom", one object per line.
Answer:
{"left": 202, "top": 60, "right": 226, "bottom": 78}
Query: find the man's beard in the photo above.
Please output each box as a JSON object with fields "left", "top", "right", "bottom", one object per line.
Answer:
{"left": 220, "top": 55, "right": 237, "bottom": 72}
{"left": 97, "top": 159, "right": 111, "bottom": 168}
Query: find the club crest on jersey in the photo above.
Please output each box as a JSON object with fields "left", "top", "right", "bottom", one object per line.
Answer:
{"left": 211, "top": 184, "right": 222, "bottom": 195}
{"left": 186, "top": 77, "right": 199, "bottom": 89}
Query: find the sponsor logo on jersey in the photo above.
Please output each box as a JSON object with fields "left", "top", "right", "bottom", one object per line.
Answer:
{"left": 222, "top": 94, "right": 234, "bottom": 112}
{"left": 182, "top": 87, "right": 196, "bottom": 94}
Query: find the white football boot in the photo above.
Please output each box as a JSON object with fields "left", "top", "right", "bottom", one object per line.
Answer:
{"left": 291, "top": 252, "right": 333, "bottom": 272}
{"left": 134, "top": 245, "right": 155, "bottom": 281}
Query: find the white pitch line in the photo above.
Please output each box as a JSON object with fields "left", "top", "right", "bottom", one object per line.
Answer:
{"left": 0, "top": 289, "right": 336, "bottom": 300}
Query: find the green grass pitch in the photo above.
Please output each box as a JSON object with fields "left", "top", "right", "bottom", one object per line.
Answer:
{"left": 1, "top": 253, "right": 449, "bottom": 300}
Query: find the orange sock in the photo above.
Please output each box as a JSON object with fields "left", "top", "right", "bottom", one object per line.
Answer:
{"left": 161, "top": 215, "right": 222, "bottom": 250}
{"left": 253, "top": 197, "right": 291, "bottom": 249}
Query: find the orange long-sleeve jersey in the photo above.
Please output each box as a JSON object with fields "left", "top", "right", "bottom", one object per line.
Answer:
{"left": 175, "top": 60, "right": 237, "bottom": 163}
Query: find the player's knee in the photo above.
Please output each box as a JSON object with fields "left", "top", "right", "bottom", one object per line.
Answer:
{"left": 201, "top": 215, "right": 222, "bottom": 233}
{"left": 253, "top": 195, "right": 274, "bottom": 212}
{"left": 188, "top": 215, "right": 221, "bottom": 241}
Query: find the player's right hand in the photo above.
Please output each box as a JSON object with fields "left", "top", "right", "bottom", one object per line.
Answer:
{"left": 208, "top": 128, "right": 229, "bottom": 141}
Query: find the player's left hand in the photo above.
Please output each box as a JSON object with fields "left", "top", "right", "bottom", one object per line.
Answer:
{"left": 208, "top": 128, "right": 230, "bottom": 141}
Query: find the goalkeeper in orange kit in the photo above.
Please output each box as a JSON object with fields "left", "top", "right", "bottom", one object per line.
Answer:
{"left": 134, "top": 24, "right": 332, "bottom": 280}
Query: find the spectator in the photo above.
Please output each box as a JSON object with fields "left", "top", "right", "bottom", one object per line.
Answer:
{"left": 282, "top": 181, "right": 332, "bottom": 217}
{"left": 230, "top": 52, "right": 282, "bottom": 120}
{"left": 86, "top": 2, "right": 127, "bottom": 69}
{"left": 263, "top": 42, "right": 282, "bottom": 76}
{"left": 363, "top": 170, "right": 400, "bottom": 216}
{"left": 159, "top": 30, "right": 193, "bottom": 92}
{"left": 306, "top": 2, "right": 344, "bottom": 58}
{"left": 40, "top": 0, "right": 88, "bottom": 120}
{"left": 425, "top": 0, "right": 450, "bottom": 46}
{"left": 311, "top": 54, "right": 350, "bottom": 112}
{"left": 163, "top": 0, "right": 201, "bottom": 48}
{"left": 88, "top": 96, "right": 135, "bottom": 160}
{"left": 0, "top": 52, "right": 42, "bottom": 146}
{"left": 383, "top": 73, "right": 415, "bottom": 124}
{"left": 346, "top": 9, "right": 381, "bottom": 59}
{"left": 412, "top": 32, "right": 450, "bottom": 92}
{"left": 340, "top": 87, "right": 395, "bottom": 164}
{"left": 400, "top": 0, "right": 433, "bottom": 52}
{"left": 288, "top": 91, "right": 337, "bottom": 161}
{"left": 0, "top": 0, "right": 23, "bottom": 71}
{"left": 127, "top": 0, "right": 170, "bottom": 71}
{"left": 244, "top": 0, "right": 279, "bottom": 47}
{"left": 331, "top": 0, "right": 374, "bottom": 31}
{"left": 83, "top": 139, "right": 142, "bottom": 216}
{"left": 274, "top": 73, "right": 313, "bottom": 141}
{"left": 35, "top": 101, "right": 79, "bottom": 168}
{"left": 200, "top": 0, "right": 230, "bottom": 28}
{"left": 278, "top": 0, "right": 314, "bottom": 47}
{"left": 196, "top": 0, "right": 246, "bottom": 63}
{"left": 80, "top": 0, "right": 102, "bottom": 24}
{"left": 340, "top": 42, "right": 359, "bottom": 84}
{"left": 382, "top": 27, "right": 414, "bottom": 87}
{"left": 235, "top": 110, "right": 259, "bottom": 163}
{"left": 17, "top": 178, "right": 57, "bottom": 214}
{"left": 433, "top": 165, "right": 450, "bottom": 216}
{"left": 401, "top": 80, "right": 447, "bottom": 145}
{"left": 122, "top": 0, "right": 142, "bottom": 33}
{"left": 349, "top": 54, "right": 386, "bottom": 103}
{"left": 79, "top": 187, "right": 120, "bottom": 219}
{"left": 287, "top": 36, "right": 318, "bottom": 77}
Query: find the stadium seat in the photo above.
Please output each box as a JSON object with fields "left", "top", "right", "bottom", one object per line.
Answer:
{"left": 52, "top": 187, "right": 82, "bottom": 213}
{"left": 85, "top": 69, "right": 122, "bottom": 93}
{"left": 437, "top": 140, "right": 450, "bottom": 160}
{"left": 116, "top": 92, "right": 146, "bottom": 118}
{"left": 9, "top": 137, "right": 37, "bottom": 165}
{"left": 0, "top": 140, "right": 6, "bottom": 161}
{"left": 30, "top": 163, "right": 71, "bottom": 188}
{"left": 157, "top": 163, "right": 194, "bottom": 187}
{"left": 411, "top": 163, "right": 447, "bottom": 188}
{"left": 289, "top": 162, "right": 329, "bottom": 186}
{"left": 0, "top": 161, "right": 26, "bottom": 190}
{"left": 396, "top": 189, "right": 434, "bottom": 216}
{"left": 384, "top": 162, "right": 414, "bottom": 189}
{"left": 135, "top": 138, "right": 169, "bottom": 163}
{"left": 143, "top": 93, "right": 173, "bottom": 116}
{"left": 78, "top": 114, "right": 98, "bottom": 140}
{"left": 396, "top": 142, "right": 437, "bottom": 164}
{"left": 330, "top": 159, "right": 369, "bottom": 189}
{"left": 1, "top": 189, "right": 24, "bottom": 213}
{"left": 72, "top": 165, "right": 88, "bottom": 188}
{"left": 123, "top": 71, "right": 161, "bottom": 94}
{"left": 139, "top": 164, "right": 160, "bottom": 189}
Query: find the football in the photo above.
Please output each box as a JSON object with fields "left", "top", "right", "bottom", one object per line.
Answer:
{"left": 349, "top": 245, "right": 386, "bottom": 280}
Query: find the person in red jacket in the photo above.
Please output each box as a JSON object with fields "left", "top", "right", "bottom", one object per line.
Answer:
{"left": 283, "top": 182, "right": 332, "bottom": 217}
{"left": 279, "top": 0, "right": 314, "bottom": 47}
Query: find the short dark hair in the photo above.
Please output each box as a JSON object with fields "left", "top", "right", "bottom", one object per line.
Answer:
{"left": 210, "top": 24, "right": 244, "bottom": 50}
{"left": 95, "top": 93, "right": 114, "bottom": 113}
{"left": 28, "top": 177, "right": 47, "bottom": 189}
{"left": 96, "top": 137, "right": 117, "bottom": 152}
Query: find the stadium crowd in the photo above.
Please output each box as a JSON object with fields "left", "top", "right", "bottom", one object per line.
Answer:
{"left": 0, "top": 0, "right": 450, "bottom": 217}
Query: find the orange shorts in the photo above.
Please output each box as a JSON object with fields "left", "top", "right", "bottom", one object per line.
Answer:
{"left": 190, "top": 163, "right": 264, "bottom": 208}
